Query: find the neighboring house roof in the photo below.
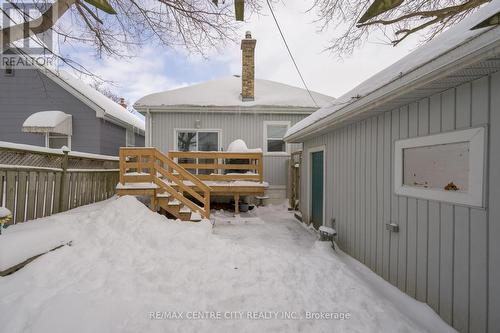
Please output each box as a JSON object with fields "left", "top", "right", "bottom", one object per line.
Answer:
{"left": 43, "top": 69, "right": 145, "bottom": 132}
{"left": 134, "top": 76, "right": 335, "bottom": 112}
{"left": 285, "top": 0, "right": 500, "bottom": 141}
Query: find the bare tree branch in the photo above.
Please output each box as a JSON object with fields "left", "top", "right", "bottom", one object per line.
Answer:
{"left": 310, "top": 0, "right": 492, "bottom": 56}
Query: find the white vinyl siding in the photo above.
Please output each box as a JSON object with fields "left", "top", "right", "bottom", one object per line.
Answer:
{"left": 300, "top": 74, "right": 499, "bottom": 333}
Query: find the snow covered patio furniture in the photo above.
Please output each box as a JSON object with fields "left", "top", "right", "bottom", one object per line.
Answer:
{"left": 116, "top": 147, "right": 268, "bottom": 220}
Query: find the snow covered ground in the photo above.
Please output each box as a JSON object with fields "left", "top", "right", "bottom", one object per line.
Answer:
{"left": 0, "top": 196, "right": 455, "bottom": 333}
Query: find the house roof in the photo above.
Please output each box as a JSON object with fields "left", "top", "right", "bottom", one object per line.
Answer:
{"left": 134, "top": 76, "right": 335, "bottom": 111}
{"left": 285, "top": 0, "right": 500, "bottom": 142}
{"left": 9, "top": 50, "right": 144, "bottom": 131}
{"left": 46, "top": 69, "right": 145, "bottom": 132}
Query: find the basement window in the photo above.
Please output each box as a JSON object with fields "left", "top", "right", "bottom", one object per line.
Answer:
{"left": 394, "top": 127, "right": 485, "bottom": 207}
{"left": 263, "top": 121, "right": 290, "bottom": 154}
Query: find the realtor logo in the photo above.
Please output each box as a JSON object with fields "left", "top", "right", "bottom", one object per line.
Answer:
{"left": 1, "top": 1, "right": 55, "bottom": 68}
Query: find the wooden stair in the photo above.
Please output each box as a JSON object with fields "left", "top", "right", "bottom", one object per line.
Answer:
{"left": 156, "top": 192, "right": 203, "bottom": 222}
{"left": 117, "top": 148, "right": 211, "bottom": 222}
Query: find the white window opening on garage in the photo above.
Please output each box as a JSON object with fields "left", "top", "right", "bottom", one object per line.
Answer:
{"left": 394, "top": 127, "right": 485, "bottom": 207}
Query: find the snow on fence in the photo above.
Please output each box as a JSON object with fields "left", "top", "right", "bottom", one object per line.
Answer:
{"left": 0, "top": 142, "right": 119, "bottom": 224}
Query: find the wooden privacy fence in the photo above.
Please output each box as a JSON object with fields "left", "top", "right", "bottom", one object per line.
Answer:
{"left": 0, "top": 142, "right": 119, "bottom": 224}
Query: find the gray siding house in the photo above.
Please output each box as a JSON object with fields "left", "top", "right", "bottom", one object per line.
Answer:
{"left": 285, "top": 3, "right": 500, "bottom": 333}
{"left": 0, "top": 64, "right": 145, "bottom": 156}
{"left": 134, "top": 32, "right": 334, "bottom": 200}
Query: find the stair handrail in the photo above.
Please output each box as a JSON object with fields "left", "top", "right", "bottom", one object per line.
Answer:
{"left": 154, "top": 150, "right": 211, "bottom": 218}
{"left": 119, "top": 147, "right": 211, "bottom": 218}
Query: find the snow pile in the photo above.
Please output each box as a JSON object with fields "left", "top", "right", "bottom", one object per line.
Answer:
{"left": 227, "top": 139, "right": 262, "bottom": 153}
{"left": 0, "top": 197, "right": 454, "bottom": 332}
{"left": 286, "top": 0, "right": 500, "bottom": 138}
{"left": 0, "top": 219, "right": 71, "bottom": 271}
{"left": 0, "top": 207, "right": 11, "bottom": 219}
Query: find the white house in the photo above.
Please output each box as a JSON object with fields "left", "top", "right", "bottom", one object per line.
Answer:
{"left": 134, "top": 32, "right": 334, "bottom": 201}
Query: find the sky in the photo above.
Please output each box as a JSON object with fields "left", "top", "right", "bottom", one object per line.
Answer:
{"left": 59, "top": 0, "right": 423, "bottom": 106}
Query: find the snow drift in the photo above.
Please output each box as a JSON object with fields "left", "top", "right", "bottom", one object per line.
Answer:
{"left": 0, "top": 197, "right": 453, "bottom": 332}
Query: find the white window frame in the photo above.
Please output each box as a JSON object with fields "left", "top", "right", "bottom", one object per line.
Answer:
{"left": 263, "top": 121, "right": 290, "bottom": 156}
{"left": 394, "top": 127, "right": 486, "bottom": 207}
{"left": 174, "top": 128, "right": 222, "bottom": 151}
{"left": 45, "top": 133, "right": 72, "bottom": 150}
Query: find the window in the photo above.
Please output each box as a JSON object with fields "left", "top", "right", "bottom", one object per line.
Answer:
{"left": 394, "top": 127, "right": 485, "bottom": 207}
{"left": 46, "top": 133, "right": 71, "bottom": 149}
{"left": 175, "top": 129, "right": 221, "bottom": 175}
{"left": 176, "top": 130, "right": 220, "bottom": 152}
{"left": 263, "top": 121, "right": 290, "bottom": 154}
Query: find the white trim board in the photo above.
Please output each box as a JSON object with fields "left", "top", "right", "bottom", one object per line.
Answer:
{"left": 307, "top": 145, "right": 326, "bottom": 227}
{"left": 394, "top": 127, "right": 486, "bottom": 207}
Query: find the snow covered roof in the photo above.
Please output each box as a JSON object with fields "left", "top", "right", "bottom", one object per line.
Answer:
{"left": 11, "top": 52, "right": 145, "bottom": 132}
{"left": 50, "top": 70, "right": 145, "bottom": 131}
{"left": 285, "top": 0, "right": 500, "bottom": 141}
{"left": 22, "top": 111, "right": 72, "bottom": 135}
{"left": 134, "top": 76, "right": 335, "bottom": 110}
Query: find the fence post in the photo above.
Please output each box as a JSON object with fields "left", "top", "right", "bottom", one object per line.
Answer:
{"left": 59, "top": 148, "right": 70, "bottom": 212}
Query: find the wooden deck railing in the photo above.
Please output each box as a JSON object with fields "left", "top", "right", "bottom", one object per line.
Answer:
{"left": 119, "top": 148, "right": 211, "bottom": 218}
{"left": 168, "top": 151, "right": 264, "bottom": 183}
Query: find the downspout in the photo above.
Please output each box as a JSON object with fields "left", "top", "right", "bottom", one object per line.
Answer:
{"left": 146, "top": 108, "right": 152, "bottom": 147}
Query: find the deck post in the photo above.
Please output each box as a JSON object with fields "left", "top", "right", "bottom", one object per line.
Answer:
{"left": 234, "top": 193, "right": 240, "bottom": 215}
{"left": 258, "top": 156, "right": 263, "bottom": 183}
{"left": 150, "top": 192, "right": 157, "bottom": 211}
{"left": 119, "top": 149, "right": 125, "bottom": 185}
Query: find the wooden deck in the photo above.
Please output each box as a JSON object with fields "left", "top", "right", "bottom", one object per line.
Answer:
{"left": 117, "top": 148, "right": 267, "bottom": 220}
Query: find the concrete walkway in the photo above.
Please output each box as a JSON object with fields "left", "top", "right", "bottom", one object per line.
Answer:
{"left": 212, "top": 205, "right": 317, "bottom": 252}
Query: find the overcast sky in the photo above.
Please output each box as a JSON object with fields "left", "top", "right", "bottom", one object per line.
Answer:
{"left": 64, "top": 1, "right": 423, "bottom": 105}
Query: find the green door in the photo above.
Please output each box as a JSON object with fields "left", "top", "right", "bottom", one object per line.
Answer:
{"left": 311, "top": 151, "right": 324, "bottom": 229}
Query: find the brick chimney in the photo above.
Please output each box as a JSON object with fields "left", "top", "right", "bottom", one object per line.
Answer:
{"left": 119, "top": 97, "right": 127, "bottom": 108}
{"left": 240, "top": 31, "right": 256, "bottom": 101}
